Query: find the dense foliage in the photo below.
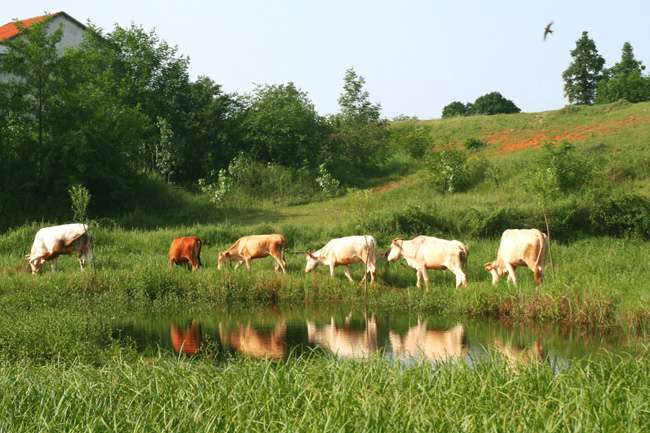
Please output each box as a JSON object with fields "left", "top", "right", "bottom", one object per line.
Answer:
{"left": 441, "top": 91, "right": 520, "bottom": 118}
{"left": 0, "top": 20, "right": 388, "bottom": 229}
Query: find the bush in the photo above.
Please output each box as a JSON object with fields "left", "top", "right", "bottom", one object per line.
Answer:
{"left": 591, "top": 193, "right": 650, "bottom": 239}
{"left": 464, "top": 137, "right": 485, "bottom": 151}
{"left": 428, "top": 150, "right": 491, "bottom": 193}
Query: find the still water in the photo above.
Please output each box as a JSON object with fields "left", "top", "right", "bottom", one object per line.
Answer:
{"left": 111, "top": 304, "right": 637, "bottom": 364}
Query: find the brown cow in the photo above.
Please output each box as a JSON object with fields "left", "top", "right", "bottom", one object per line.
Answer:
{"left": 169, "top": 236, "right": 202, "bottom": 271}
{"left": 218, "top": 234, "right": 286, "bottom": 273}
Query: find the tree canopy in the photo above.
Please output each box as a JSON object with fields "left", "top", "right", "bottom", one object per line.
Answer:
{"left": 562, "top": 31, "right": 605, "bottom": 105}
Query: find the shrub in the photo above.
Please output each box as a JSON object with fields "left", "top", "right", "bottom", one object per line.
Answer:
{"left": 591, "top": 193, "right": 650, "bottom": 239}
{"left": 428, "top": 150, "right": 491, "bottom": 193}
{"left": 464, "top": 137, "right": 485, "bottom": 151}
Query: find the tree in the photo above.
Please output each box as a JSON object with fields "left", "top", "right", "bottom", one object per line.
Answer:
{"left": 240, "top": 82, "right": 326, "bottom": 168}
{"left": 441, "top": 101, "right": 470, "bottom": 118}
{"left": 562, "top": 31, "right": 605, "bottom": 105}
{"left": 326, "top": 68, "right": 388, "bottom": 183}
{"left": 0, "top": 16, "right": 64, "bottom": 169}
{"left": 471, "top": 92, "right": 520, "bottom": 115}
{"left": 336, "top": 68, "right": 381, "bottom": 125}
{"left": 595, "top": 42, "right": 650, "bottom": 104}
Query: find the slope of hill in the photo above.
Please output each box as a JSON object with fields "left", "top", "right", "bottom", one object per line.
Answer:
{"left": 245, "top": 101, "right": 650, "bottom": 245}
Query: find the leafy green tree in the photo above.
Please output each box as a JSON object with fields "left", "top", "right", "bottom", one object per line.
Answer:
{"left": 562, "top": 31, "right": 605, "bottom": 105}
{"left": 471, "top": 92, "right": 521, "bottom": 115}
{"left": 175, "top": 76, "right": 241, "bottom": 182}
{"left": 441, "top": 101, "right": 471, "bottom": 118}
{"left": 595, "top": 42, "right": 650, "bottom": 104}
{"left": 326, "top": 68, "right": 388, "bottom": 183}
{"left": 336, "top": 68, "right": 381, "bottom": 125}
{"left": 240, "top": 82, "right": 326, "bottom": 168}
{"left": 0, "top": 16, "right": 64, "bottom": 170}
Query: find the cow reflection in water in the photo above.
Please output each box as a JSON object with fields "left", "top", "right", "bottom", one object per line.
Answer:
{"left": 390, "top": 321, "right": 466, "bottom": 361}
{"left": 219, "top": 322, "right": 287, "bottom": 359}
{"left": 306, "top": 314, "right": 377, "bottom": 358}
{"left": 492, "top": 335, "right": 546, "bottom": 371}
{"left": 170, "top": 321, "right": 202, "bottom": 355}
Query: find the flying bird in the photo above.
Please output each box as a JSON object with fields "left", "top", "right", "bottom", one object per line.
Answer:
{"left": 543, "top": 21, "right": 554, "bottom": 41}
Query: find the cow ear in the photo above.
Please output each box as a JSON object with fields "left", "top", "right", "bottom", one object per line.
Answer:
{"left": 484, "top": 262, "right": 492, "bottom": 271}
{"left": 307, "top": 251, "right": 314, "bottom": 258}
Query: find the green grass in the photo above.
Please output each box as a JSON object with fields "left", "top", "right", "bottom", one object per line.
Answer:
{"left": 0, "top": 351, "right": 648, "bottom": 432}
{"left": 1, "top": 101, "right": 650, "bottom": 430}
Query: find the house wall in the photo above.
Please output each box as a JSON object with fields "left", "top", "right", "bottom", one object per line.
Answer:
{"left": 0, "top": 13, "right": 86, "bottom": 82}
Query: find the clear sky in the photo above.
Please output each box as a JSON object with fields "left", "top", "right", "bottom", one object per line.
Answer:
{"left": 5, "top": 1, "right": 650, "bottom": 119}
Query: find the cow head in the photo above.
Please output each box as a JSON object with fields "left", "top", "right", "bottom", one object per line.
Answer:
{"left": 218, "top": 252, "right": 230, "bottom": 270}
{"left": 26, "top": 254, "right": 44, "bottom": 274}
{"left": 387, "top": 239, "right": 403, "bottom": 262}
{"left": 305, "top": 251, "right": 319, "bottom": 273}
{"left": 484, "top": 261, "right": 503, "bottom": 284}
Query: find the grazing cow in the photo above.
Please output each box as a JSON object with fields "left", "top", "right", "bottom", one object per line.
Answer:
{"left": 218, "top": 234, "right": 286, "bottom": 273}
{"left": 389, "top": 321, "right": 466, "bottom": 361}
{"left": 306, "top": 314, "right": 377, "bottom": 358}
{"left": 26, "top": 223, "right": 93, "bottom": 274}
{"left": 169, "top": 236, "right": 202, "bottom": 271}
{"left": 484, "top": 229, "right": 548, "bottom": 287}
{"left": 387, "top": 236, "right": 468, "bottom": 290}
{"left": 305, "top": 235, "right": 377, "bottom": 284}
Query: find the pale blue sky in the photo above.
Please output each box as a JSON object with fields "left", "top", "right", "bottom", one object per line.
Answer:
{"left": 6, "top": 1, "right": 650, "bottom": 119}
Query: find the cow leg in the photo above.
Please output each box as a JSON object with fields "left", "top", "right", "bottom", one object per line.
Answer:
{"left": 77, "top": 251, "right": 86, "bottom": 271}
{"left": 453, "top": 269, "right": 467, "bottom": 288}
{"left": 505, "top": 263, "right": 517, "bottom": 286}
{"left": 51, "top": 256, "right": 58, "bottom": 273}
{"left": 273, "top": 254, "right": 287, "bottom": 274}
{"left": 419, "top": 266, "right": 430, "bottom": 291}
{"left": 329, "top": 263, "right": 337, "bottom": 278}
{"left": 234, "top": 261, "right": 245, "bottom": 270}
{"left": 342, "top": 265, "right": 354, "bottom": 284}
{"left": 189, "top": 258, "right": 199, "bottom": 271}
{"left": 245, "top": 258, "right": 253, "bottom": 271}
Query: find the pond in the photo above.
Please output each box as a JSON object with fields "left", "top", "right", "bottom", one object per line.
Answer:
{"left": 110, "top": 303, "right": 639, "bottom": 366}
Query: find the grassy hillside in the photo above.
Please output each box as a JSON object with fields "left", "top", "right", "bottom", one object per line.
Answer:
{"left": 227, "top": 100, "right": 650, "bottom": 245}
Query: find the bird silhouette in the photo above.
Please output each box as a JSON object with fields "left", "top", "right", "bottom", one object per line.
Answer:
{"left": 543, "top": 21, "right": 554, "bottom": 41}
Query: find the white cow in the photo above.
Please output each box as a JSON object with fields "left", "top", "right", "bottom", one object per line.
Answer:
{"left": 305, "top": 235, "right": 377, "bottom": 284}
{"left": 26, "top": 223, "right": 93, "bottom": 274}
{"left": 387, "top": 236, "right": 468, "bottom": 290}
{"left": 484, "top": 228, "right": 548, "bottom": 287}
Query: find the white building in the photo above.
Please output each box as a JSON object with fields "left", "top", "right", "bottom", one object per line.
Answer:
{"left": 0, "top": 12, "right": 86, "bottom": 81}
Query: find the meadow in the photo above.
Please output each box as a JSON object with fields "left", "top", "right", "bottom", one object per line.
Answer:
{"left": 1, "top": 101, "right": 650, "bottom": 430}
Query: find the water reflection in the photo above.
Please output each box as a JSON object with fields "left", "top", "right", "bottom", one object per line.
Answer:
{"left": 389, "top": 321, "right": 466, "bottom": 361}
{"left": 307, "top": 313, "right": 377, "bottom": 358}
{"left": 111, "top": 305, "right": 640, "bottom": 363}
{"left": 170, "top": 321, "right": 202, "bottom": 355}
{"left": 219, "top": 321, "right": 287, "bottom": 359}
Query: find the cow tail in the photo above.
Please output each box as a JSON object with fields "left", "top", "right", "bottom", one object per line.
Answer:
{"left": 533, "top": 230, "right": 545, "bottom": 287}
{"left": 197, "top": 239, "right": 203, "bottom": 267}
{"left": 459, "top": 244, "right": 468, "bottom": 269}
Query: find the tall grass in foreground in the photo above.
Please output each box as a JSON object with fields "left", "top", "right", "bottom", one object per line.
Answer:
{"left": 0, "top": 350, "right": 648, "bottom": 432}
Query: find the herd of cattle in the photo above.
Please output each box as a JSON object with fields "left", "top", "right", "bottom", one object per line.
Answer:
{"left": 26, "top": 223, "right": 550, "bottom": 288}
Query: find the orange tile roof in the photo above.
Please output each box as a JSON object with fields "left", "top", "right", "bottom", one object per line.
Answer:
{"left": 0, "top": 12, "right": 61, "bottom": 42}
